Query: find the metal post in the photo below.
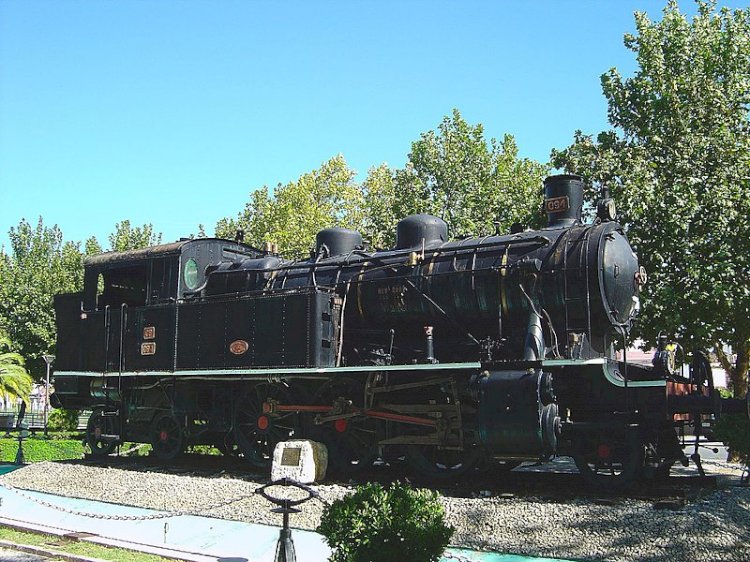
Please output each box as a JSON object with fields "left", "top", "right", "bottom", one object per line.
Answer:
{"left": 256, "top": 478, "right": 320, "bottom": 562}
{"left": 274, "top": 500, "right": 296, "bottom": 562}
{"left": 424, "top": 326, "right": 436, "bottom": 364}
{"left": 42, "top": 354, "right": 55, "bottom": 437}
{"left": 14, "top": 401, "right": 27, "bottom": 465}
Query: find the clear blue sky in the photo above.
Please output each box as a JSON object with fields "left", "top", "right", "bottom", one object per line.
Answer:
{"left": 0, "top": 0, "right": 740, "bottom": 250}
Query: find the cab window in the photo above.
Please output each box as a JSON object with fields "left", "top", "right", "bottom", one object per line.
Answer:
{"left": 98, "top": 266, "right": 149, "bottom": 308}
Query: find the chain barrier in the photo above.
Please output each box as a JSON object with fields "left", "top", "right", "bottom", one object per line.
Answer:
{"left": 3, "top": 479, "right": 512, "bottom": 562}
{"left": 699, "top": 458, "right": 750, "bottom": 483}
{"left": 0, "top": 472, "right": 335, "bottom": 523}
{"left": 0, "top": 480, "right": 258, "bottom": 522}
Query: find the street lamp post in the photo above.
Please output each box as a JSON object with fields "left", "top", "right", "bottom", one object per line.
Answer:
{"left": 42, "top": 354, "right": 55, "bottom": 436}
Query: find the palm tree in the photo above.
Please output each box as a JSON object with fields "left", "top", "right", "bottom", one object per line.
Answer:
{"left": 0, "top": 336, "right": 32, "bottom": 406}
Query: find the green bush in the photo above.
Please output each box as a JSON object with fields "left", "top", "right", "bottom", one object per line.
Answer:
{"left": 317, "top": 482, "right": 454, "bottom": 562}
{"left": 47, "top": 409, "right": 80, "bottom": 432}
{"left": 714, "top": 413, "right": 750, "bottom": 465}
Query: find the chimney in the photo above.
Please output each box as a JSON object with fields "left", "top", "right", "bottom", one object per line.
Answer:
{"left": 543, "top": 174, "right": 584, "bottom": 228}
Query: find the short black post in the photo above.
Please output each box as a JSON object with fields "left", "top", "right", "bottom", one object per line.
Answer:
{"left": 14, "top": 432, "right": 24, "bottom": 465}
{"left": 14, "top": 403, "right": 27, "bottom": 465}
{"left": 274, "top": 500, "right": 297, "bottom": 562}
{"left": 256, "top": 478, "right": 319, "bottom": 562}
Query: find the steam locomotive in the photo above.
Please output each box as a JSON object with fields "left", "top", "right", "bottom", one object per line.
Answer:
{"left": 52, "top": 174, "right": 740, "bottom": 486}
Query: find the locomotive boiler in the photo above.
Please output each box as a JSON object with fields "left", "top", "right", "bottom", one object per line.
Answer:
{"left": 51, "top": 174, "right": 735, "bottom": 486}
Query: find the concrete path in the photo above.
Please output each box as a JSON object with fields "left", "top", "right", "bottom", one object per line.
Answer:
{"left": 0, "top": 548, "right": 57, "bottom": 562}
{"left": 0, "top": 481, "right": 565, "bottom": 562}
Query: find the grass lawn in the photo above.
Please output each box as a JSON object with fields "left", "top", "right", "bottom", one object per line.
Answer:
{"left": 0, "top": 526, "right": 174, "bottom": 561}
{"left": 0, "top": 437, "right": 83, "bottom": 463}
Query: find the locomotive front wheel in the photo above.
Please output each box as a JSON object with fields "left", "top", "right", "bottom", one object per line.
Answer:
{"left": 150, "top": 413, "right": 185, "bottom": 461}
{"left": 233, "top": 382, "right": 299, "bottom": 469}
{"left": 572, "top": 428, "right": 644, "bottom": 490}
{"left": 86, "top": 409, "right": 118, "bottom": 457}
{"left": 407, "top": 445, "right": 482, "bottom": 481}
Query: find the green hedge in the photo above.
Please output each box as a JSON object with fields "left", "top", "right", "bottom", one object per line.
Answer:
{"left": 714, "top": 413, "right": 750, "bottom": 465}
{"left": 317, "top": 482, "right": 454, "bottom": 562}
{"left": 47, "top": 409, "right": 80, "bottom": 432}
{"left": 0, "top": 437, "right": 83, "bottom": 462}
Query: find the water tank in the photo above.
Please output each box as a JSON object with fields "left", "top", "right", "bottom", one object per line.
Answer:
{"left": 395, "top": 214, "right": 448, "bottom": 249}
{"left": 315, "top": 227, "right": 363, "bottom": 257}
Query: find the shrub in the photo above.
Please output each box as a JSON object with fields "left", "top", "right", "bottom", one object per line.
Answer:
{"left": 47, "top": 409, "right": 80, "bottom": 432}
{"left": 317, "top": 482, "right": 454, "bottom": 562}
{"left": 714, "top": 413, "right": 750, "bottom": 465}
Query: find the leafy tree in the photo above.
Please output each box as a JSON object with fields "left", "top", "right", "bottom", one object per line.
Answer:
{"left": 361, "top": 163, "right": 399, "bottom": 249}
{"left": 551, "top": 0, "right": 750, "bottom": 395}
{"left": 217, "top": 113, "right": 547, "bottom": 255}
{"left": 216, "top": 155, "right": 365, "bottom": 258}
{"left": 0, "top": 218, "right": 160, "bottom": 378}
{"left": 108, "top": 220, "right": 162, "bottom": 252}
{"left": 0, "top": 335, "right": 32, "bottom": 405}
{"left": 0, "top": 218, "right": 88, "bottom": 377}
{"left": 363, "top": 110, "right": 548, "bottom": 246}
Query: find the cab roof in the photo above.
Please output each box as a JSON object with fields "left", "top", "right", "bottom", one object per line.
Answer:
{"left": 83, "top": 238, "right": 258, "bottom": 268}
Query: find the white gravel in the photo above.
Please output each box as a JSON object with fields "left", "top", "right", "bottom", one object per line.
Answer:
{"left": 2, "top": 459, "right": 749, "bottom": 562}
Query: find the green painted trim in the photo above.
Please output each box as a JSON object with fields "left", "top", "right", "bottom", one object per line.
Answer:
{"left": 55, "top": 360, "right": 666, "bottom": 388}
{"left": 543, "top": 357, "right": 666, "bottom": 388}
{"left": 54, "top": 361, "right": 483, "bottom": 379}
{"left": 542, "top": 358, "right": 606, "bottom": 366}
{"left": 602, "top": 361, "right": 666, "bottom": 388}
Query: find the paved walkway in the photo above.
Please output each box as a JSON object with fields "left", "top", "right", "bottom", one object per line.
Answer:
{"left": 0, "top": 548, "right": 57, "bottom": 562}
{"left": 0, "top": 485, "right": 323, "bottom": 562}
{"left": 0, "top": 480, "right": 565, "bottom": 562}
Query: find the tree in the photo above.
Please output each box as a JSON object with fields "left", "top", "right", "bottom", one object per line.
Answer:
{"left": 217, "top": 113, "right": 547, "bottom": 256}
{"left": 363, "top": 110, "right": 548, "bottom": 247}
{"left": 551, "top": 0, "right": 750, "bottom": 395}
{"left": 0, "top": 335, "right": 32, "bottom": 406}
{"left": 0, "top": 218, "right": 88, "bottom": 378}
{"left": 216, "top": 155, "right": 365, "bottom": 258}
{"left": 361, "top": 163, "right": 400, "bottom": 249}
{"left": 0, "top": 218, "right": 161, "bottom": 379}
{"left": 108, "top": 220, "right": 161, "bottom": 252}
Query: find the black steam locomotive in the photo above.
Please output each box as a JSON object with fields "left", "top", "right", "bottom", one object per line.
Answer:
{"left": 52, "top": 175, "right": 736, "bottom": 486}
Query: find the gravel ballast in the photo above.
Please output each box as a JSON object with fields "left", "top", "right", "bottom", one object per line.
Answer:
{"left": 2, "top": 460, "right": 749, "bottom": 562}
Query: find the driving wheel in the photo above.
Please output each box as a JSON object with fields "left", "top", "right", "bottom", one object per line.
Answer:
{"left": 233, "top": 382, "right": 299, "bottom": 469}
{"left": 86, "top": 408, "right": 119, "bottom": 457}
{"left": 150, "top": 412, "right": 185, "bottom": 461}
{"left": 307, "top": 377, "right": 379, "bottom": 476}
{"left": 572, "top": 427, "right": 644, "bottom": 490}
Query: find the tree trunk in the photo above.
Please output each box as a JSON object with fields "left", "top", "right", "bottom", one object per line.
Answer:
{"left": 716, "top": 340, "right": 749, "bottom": 397}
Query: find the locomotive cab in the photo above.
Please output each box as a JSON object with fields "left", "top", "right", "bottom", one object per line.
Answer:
{"left": 53, "top": 239, "right": 260, "bottom": 398}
